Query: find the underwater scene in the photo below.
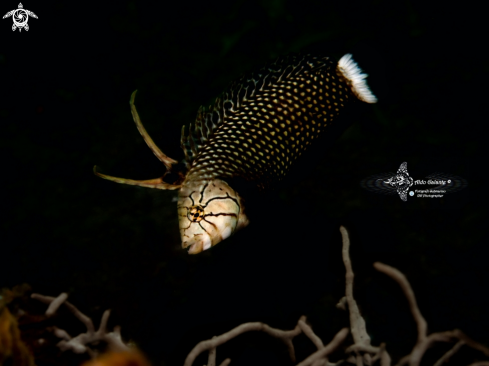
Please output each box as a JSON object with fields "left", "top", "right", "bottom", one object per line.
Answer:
{"left": 1, "top": 0, "right": 487, "bottom": 365}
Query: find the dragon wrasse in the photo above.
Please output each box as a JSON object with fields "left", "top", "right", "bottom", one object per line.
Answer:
{"left": 94, "top": 53, "right": 377, "bottom": 254}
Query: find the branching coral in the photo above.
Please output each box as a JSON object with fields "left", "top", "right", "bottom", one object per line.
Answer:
{"left": 5, "top": 225, "right": 489, "bottom": 366}
{"left": 183, "top": 226, "right": 489, "bottom": 366}
{"left": 373, "top": 262, "right": 489, "bottom": 366}
{"left": 30, "top": 292, "right": 130, "bottom": 358}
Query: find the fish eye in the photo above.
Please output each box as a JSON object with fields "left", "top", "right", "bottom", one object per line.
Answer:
{"left": 188, "top": 205, "right": 205, "bottom": 222}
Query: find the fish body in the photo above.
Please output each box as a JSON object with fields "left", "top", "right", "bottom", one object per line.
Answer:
{"left": 94, "top": 53, "right": 377, "bottom": 254}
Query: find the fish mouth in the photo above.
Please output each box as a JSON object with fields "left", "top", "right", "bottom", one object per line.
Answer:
{"left": 186, "top": 240, "right": 203, "bottom": 254}
{"left": 183, "top": 234, "right": 212, "bottom": 254}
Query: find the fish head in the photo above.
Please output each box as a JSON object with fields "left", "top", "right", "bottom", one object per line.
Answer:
{"left": 177, "top": 179, "right": 249, "bottom": 254}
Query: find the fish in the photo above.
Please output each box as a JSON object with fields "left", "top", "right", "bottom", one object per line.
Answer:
{"left": 94, "top": 53, "right": 377, "bottom": 254}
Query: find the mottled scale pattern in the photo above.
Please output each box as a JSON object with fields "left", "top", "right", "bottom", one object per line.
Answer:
{"left": 181, "top": 54, "right": 352, "bottom": 190}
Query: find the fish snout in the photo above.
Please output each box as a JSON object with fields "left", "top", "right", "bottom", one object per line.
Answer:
{"left": 182, "top": 234, "right": 212, "bottom": 254}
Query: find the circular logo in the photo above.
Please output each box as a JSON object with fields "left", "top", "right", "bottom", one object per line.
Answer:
{"left": 12, "top": 8, "right": 28, "bottom": 28}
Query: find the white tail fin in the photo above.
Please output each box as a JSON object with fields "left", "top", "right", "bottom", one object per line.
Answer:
{"left": 338, "top": 54, "right": 377, "bottom": 103}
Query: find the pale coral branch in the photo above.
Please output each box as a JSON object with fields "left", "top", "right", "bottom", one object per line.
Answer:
{"left": 31, "top": 293, "right": 96, "bottom": 333}
{"left": 296, "top": 328, "right": 349, "bottom": 366}
{"left": 397, "top": 331, "right": 456, "bottom": 366}
{"left": 373, "top": 262, "right": 427, "bottom": 344}
{"left": 207, "top": 340, "right": 216, "bottom": 366}
{"left": 340, "top": 226, "right": 372, "bottom": 349}
{"left": 371, "top": 343, "right": 391, "bottom": 366}
{"left": 374, "top": 262, "right": 459, "bottom": 366}
{"left": 218, "top": 358, "right": 231, "bottom": 366}
{"left": 45, "top": 292, "right": 68, "bottom": 316}
{"left": 338, "top": 226, "right": 392, "bottom": 366}
{"left": 311, "top": 359, "right": 328, "bottom": 366}
{"left": 299, "top": 319, "right": 324, "bottom": 350}
{"left": 457, "top": 330, "right": 489, "bottom": 358}
{"left": 336, "top": 296, "right": 347, "bottom": 311}
{"left": 31, "top": 292, "right": 130, "bottom": 357}
{"left": 373, "top": 263, "right": 489, "bottom": 366}
{"left": 340, "top": 226, "right": 390, "bottom": 366}
{"left": 345, "top": 341, "right": 392, "bottom": 366}
{"left": 51, "top": 326, "right": 71, "bottom": 341}
{"left": 433, "top": 339, "right": 464, "bottom": 366}
{"left": 64, "top": 300, "right": 97, "bottom": 333}
{"left": 299, "top": 320, "right": 333, "bottom": 365}
{"left": 407, "top": 330, "right": 489, "bottom": 366}
{"left": 184, "top": 316, "right": 305, "bottom": 366}
{"left": 345, "top": 343, "right": 381, "bottom": 354}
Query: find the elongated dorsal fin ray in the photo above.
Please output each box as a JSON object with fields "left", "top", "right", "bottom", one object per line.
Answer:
{"left": 93, "top": 166, "right": 181, "bottom": 190}
{"left": 94, "top": 90, "right": 186, "bottom": 190}
{"left": 180, "top": 106, "right": 210, "bottom": 166}
{"left": 129, "top": 90, "right": 178, "bottom": 170}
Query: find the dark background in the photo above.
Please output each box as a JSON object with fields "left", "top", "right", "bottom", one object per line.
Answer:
{"left": 1, "top": 0, "right": 487, "bottom": 365}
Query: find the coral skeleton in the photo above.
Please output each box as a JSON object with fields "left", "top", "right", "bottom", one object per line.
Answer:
{"left": 183, "top": 226, "right": 489, "bottom": 366}
{"left": 30, "top": 292, "right": 130, "bottom": 358}
{"left": 12, "top": 226, "right": 489, "bottom": 365}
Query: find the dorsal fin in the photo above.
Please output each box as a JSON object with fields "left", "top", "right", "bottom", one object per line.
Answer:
{"left": 180, "top": 53, "right": 333, "bottom": 166}
{"left": 181, "top": 104, "right": 212, "bottom": 168}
